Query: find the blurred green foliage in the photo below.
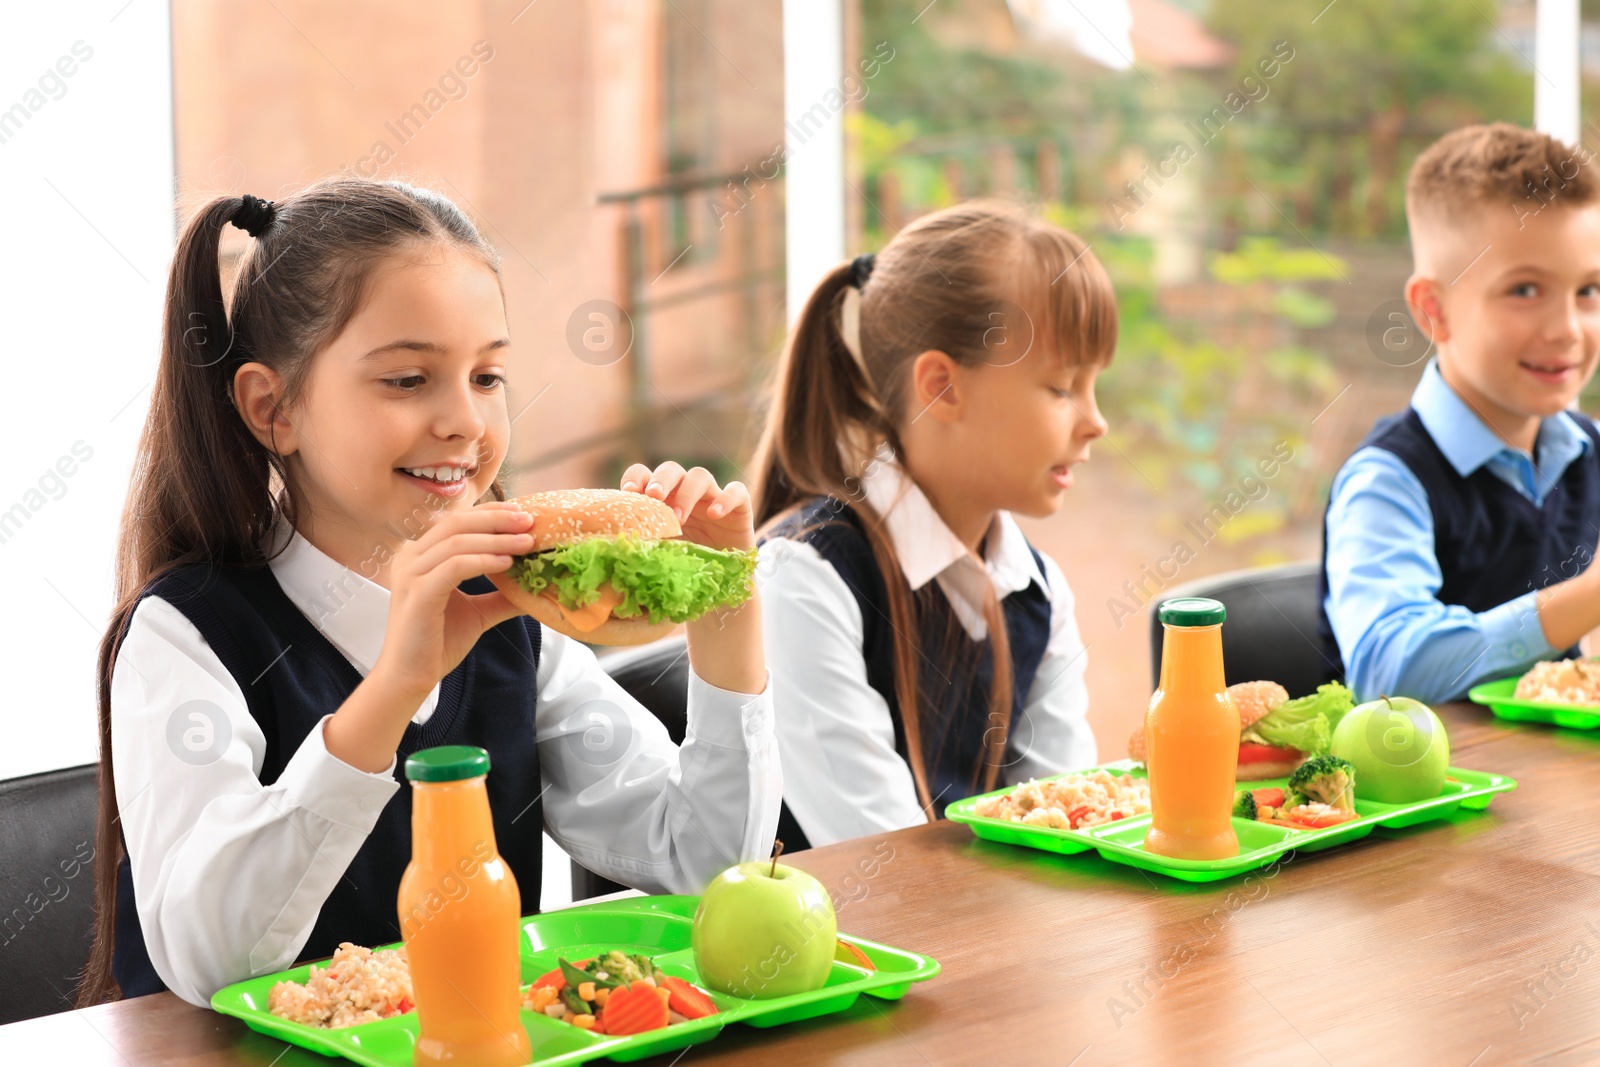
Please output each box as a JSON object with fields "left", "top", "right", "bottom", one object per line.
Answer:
{"left": 1206, "top": 0, "right": 1530, "bottom": 238}
{"left": 1090, "top": 230, "right": 1343, "bottom": 501}
{"left": 853, "top": 0, "right": 1553, "bottom": 532}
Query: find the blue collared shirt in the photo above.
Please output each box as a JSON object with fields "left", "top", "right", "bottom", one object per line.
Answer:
{"left": 1323, "top": 358, "right": 1595, "bottom": 703}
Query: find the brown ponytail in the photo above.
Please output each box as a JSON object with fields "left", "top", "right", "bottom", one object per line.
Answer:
{"left": 78, "top": 178, "right": 510, "bottom": 1006}
{"left": 750, "top": 199, "right": 1116, "bottom": 813}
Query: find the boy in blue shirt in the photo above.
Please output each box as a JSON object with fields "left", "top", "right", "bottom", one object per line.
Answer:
{"left": 1320, "top": 122, "right": 1600, "bottom": 704}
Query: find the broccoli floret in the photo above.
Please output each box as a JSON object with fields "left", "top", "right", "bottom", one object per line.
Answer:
{"left": 1286, "top": 755, "right": 1356, "bottom": 813}
{"left": 1231, "top": 789, "right": 1258, "bottom": 820}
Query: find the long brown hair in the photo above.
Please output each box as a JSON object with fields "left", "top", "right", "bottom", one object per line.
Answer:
{"left": 78, "top": 177, "right": 509, "bottom": 1006}
{"left": 749, "top": 200, "right": 1117, "bottom": 812}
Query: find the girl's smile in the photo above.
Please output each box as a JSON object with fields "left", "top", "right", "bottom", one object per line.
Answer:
{"left": 396, "top": 462, "right": 481, "bottom": 497}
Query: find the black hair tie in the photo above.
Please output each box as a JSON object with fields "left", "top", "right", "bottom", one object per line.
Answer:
{"left": 231, "top": 194, "right": 276, "bottom": 238}
{"left": 849, "top": 252, "right": 876, "bottom": 290}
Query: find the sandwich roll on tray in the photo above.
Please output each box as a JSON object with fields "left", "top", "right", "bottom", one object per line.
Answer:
{"left": 488, "top": 488, "right": 759, "bottom": 645}
{"left": 1128, "top": 679, "right": 1357, "bottom": 781}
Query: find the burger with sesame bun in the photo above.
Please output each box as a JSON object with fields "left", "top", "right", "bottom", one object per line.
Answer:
{"left": 487, "top": 488, "right": 759, "bottom": 646}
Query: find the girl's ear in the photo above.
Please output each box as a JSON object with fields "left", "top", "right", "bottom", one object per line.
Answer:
{"left": 908, "top": 349, "right": 964, "bottom": 424}
{"left": 233, "top": 362, "right": 300, "bottom": 457}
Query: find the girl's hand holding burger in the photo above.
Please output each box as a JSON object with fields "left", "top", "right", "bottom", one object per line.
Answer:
{"left": 619, "top": 462, "right": 765, "bottom": 695}
{"left": 326, "top": 503, "right": 535, "bottom": 773}
{"left": 619, "top": 461, "right": 755, "bottom": 553}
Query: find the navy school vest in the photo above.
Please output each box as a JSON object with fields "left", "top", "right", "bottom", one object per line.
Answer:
{"left": 1317, "top": 408, "right": 1600, "bottom": 679}
{"left": 112, "top": 562, "right": 543, "bottom": 998}
{"left": 762, "top": 497, "right": 1053, "bottom": 849}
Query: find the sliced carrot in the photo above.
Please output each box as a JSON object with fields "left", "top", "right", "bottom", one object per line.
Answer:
{"left": 659, "top": 976, "right": 719, "bottom": 1020}
{"left": 601, "top": 981, "right": 670, "bottom": 1036}
{"left": 1284, "top": 808, "right": 1358, "bottom": 829}
{"left": 834, "top": 939, "right": 875, "bottom": 972}
{"left": 532, "top": 967, "right": 565, "bottom": 991}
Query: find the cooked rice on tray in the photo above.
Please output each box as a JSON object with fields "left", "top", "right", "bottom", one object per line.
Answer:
{"left": 973, "top": 770, "right": 1150, "bottom": 830}
{"left": 266, "top": 942, "right": 413, "bottom": 1028}
{"left": 1514, "top": 658, "right": 1600, "bottom": 706}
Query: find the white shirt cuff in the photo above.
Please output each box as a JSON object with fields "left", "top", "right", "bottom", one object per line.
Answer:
{"left": 685, "top": 669, "right": 773, "bottom": 750}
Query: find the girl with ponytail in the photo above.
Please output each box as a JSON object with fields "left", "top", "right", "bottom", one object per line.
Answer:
{"left": 750, "top": 200, "right": 1116, "bottom": 848}
{"left": 78, "top": 178, "right": 776, "bottom": 1007}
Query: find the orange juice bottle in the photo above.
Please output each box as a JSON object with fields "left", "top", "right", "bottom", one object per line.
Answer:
{"left": 399, "top": 746, "right": 531, "bottom": 1067}
{"left": 1143, "top": 598, "right": 1240, "bottom": 861}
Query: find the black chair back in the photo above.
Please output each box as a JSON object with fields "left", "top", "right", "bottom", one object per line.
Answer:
{"left": 1147, "top": 561, "right": 1338, "bottom": 699}
{"left": 594, "top": 636, "right": 690, "bottom": 746}
{"left": 571, "top": 636, "right": 691, "bottom": 900}
{"left": 0, "top": 763, "right": 99, "bottom": 1023}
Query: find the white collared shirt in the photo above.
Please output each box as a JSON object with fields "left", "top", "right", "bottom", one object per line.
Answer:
{"left": 756, "top": 450, "right": 1096, "bottom": 847}
{"left": 111, "top": 516, "right": 779, "bottom": 1007}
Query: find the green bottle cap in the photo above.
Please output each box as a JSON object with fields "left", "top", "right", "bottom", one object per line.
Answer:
{"left": 405, "top": 745, "right": 490, "bottom": 783}
{"left": 1158, "top": 597, "right": 1226, "bottom": 627}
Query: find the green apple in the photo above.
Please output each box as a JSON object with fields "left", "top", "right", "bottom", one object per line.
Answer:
{"left": 692, "top": 853, "right": 837, "bottom": 999}
{"left": 1330, "top": 695, "right": 1450, "bottom": 803}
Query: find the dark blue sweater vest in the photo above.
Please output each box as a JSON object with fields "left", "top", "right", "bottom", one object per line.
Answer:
{"left": 112, "top": 562, "right": 544, "bottom": 998}
{"left": 1318, "top": 408, "right": 1600, "bottom": 679}
{"left": 762, "top": 497, "right": 1053, "bottom": 849}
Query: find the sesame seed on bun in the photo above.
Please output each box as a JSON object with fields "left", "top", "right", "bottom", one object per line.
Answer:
{"left": 501, "top": 488, "right": 682, "bottom": 552}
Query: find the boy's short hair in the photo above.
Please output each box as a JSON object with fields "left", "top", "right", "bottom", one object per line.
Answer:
{"left": 1406, "top": 122, "right": 1599, "bottom": 233}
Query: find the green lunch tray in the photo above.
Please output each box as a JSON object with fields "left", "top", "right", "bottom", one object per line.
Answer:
{"left": 945, "top": 759, "right": 1517, "bottom": 884}
{"left": 211, "top": 894, "right": 939, "bottom": 1066}
{"left": 1469, "top": 675, "right": 1600, "bottom": 730}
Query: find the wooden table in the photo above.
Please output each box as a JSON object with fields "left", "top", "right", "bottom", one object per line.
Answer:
{"left": 5, "top": 701, "right": 1599, "bottom": 1066}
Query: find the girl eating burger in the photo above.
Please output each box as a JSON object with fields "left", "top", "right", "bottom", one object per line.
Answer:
{"left": 78, "top": 178, "right": 778, "bottom": 1008}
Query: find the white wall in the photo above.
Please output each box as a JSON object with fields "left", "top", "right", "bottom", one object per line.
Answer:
{"left": 1535, "top": 0, "right": 1581, "bottom": 142}
{"left": 783, "top": 0, "right": 845, "bottom": 321}
{"left": 0, "top": 2, "right": 175, "bottom": 779}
